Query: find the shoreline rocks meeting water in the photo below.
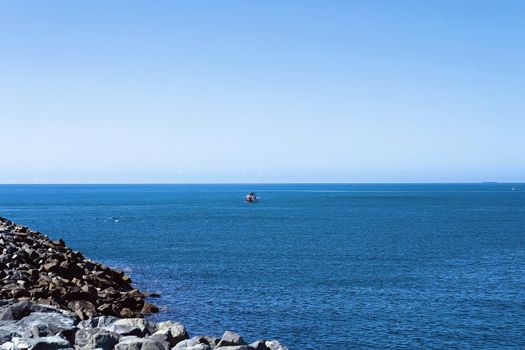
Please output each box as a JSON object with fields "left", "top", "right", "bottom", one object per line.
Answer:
{"left": 0, "top": 217, "right": 156, "bottom": 319}
{"left": 0, "top": 217, "right": 287, "bottom": 350}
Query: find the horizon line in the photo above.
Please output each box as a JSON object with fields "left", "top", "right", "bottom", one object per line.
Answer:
{"left": 0, "top": 181, "right": 523, "bottom": 186}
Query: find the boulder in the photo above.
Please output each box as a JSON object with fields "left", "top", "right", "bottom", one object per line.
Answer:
{"left": 68, "top": 300, "right": 97, "bottom": 320}
{"left": 249, "top": 341, "right": 267, "bottom": 350}
{"left": 174, "top": 336, "right": 213, "bottom": 350}
{"left": 75, "top": 328, "right": 98, "bottom": 347}
{"left": 217, "top": 331, "right": 246, "bottom": 347}
{"left": 174, "top": 344, "right": 211, "bottom": 350}
{"left": 147, "top": 333, "right": 170, "bottom": 350}
{"left": 0, "top": 302, "right": 65, "bottom": 321}
{"left": 0, "top": 322, "right": 22, "bottom": 344}
{"left": 27, "top": 336, "right": 72, "bottom": 350}
{"left": 0, "top": 305, "right": 76, "bottom": 343}
{"left": 105, "top": 319, "right": 156, "bottom": 337}
{"left": 114, "top": 336, "right": 165, "bottom": 350}
{"left": 0, "top": 341, "right": 15, "bottom": 350}
{"left": 202, "top": 336, "right": 220, "bottom": 348}
{"left": 7, "top": 337, "right": 31, "bottom": 350}
{"left": 265, "top": 341, "right": 288, "bottom": 350}
{"left": 77, "top": 316, "right": 119, "bottom": 330}
{"left": 154, "top": 321, "right": 188, "bottom": 346}
{"left": 140, "top": 303, "right": 159, "bottom": 315}
{"left": 75, "top": 328, "right": 120, "bottom": 350}
{"left": 15, "top": 312, "right": 76, "bottom": 337}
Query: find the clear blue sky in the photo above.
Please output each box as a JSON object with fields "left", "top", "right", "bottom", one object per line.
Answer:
{"left": 1, "top": 1, "right": 523, "bottom": 183}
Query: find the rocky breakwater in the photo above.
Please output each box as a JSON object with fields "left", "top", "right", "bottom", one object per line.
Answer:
{"left": 0, "top": 218, "right": 288, "bottom": 350}
{"left": 0, "top": 217, "right": 158, "bottom": 319}
{"left": 0, "top": 301, "right": 287, "bottom": 350}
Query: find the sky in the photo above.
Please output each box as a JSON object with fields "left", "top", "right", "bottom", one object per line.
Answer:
{"left": 1, "top": 0, "right": 524, "bottom": 183}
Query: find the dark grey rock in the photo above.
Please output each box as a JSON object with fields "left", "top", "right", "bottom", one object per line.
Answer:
{"left": 88, "top": 329, "right": 120, "bottom": 350}
{"left": 249, "top": 340, "right": 267, "bottom": 350}
{"left": 0, "top": 302, "right": 65, "bottom": 321}
{"left": 27, "top": 336, "right": 72, "bottom": 350}
{"left": 202, "top": 336, "right": 220, "bottom": 348}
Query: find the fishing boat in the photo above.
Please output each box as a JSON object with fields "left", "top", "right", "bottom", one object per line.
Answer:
{"left": 245, "top": 192, "right": 259, "bottom": 203}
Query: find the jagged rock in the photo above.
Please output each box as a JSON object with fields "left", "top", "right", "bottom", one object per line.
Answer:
{"left": 0, "top": 302, "right": 76, "bottom": 345}
{"left": 249, "top": 341, "right": 267, "bottom": 350}
{"left": 174, "top": 336, "right": 213, "bottom": 349}
{"left": 27, "top": 336, "right": 71, "bottom": 350}
{"left": 154, "top": 321, "right": 188, "bottom": 347}
{"left": 147, "top": 333, "right": 171, "bottom": 350}
{"left": 217, "top": 331, "right": 246, "bottom": 347}
{"left": 14, "top": 311, "right": 76, "bottom": 338}
{"left": 5, "top": 337, "right": 31, "bottom": 350}
{"left": 0, "top": 301, "right": 65, "bottom": 321}
{"left": 77, "top": 316, "right": 119, "bottom": 330}
{"left": 75, "top": 328, "right": 120, "bottom": 350}
{"left": 0, "top": 341, "right": 15, "bottom": 350}
{"left": 90, "top": 330, "right": 120, "bottom": 350}
{"left": 0, "top": 325, "right": 21, "bottom": 345}
{"left": 68, "top": 300, "right": 97, "bottom": 319}
{"left": 119, "top": 308, "right": 137, "bottom": 318}
{"left": 104, "top": 318, "right": 156, "bottom": 337}
{"left": 141, "top": 303, "right": 159, "bottom": 315}
{"left": 114, "top": 336, "right": 165, "bottom": 350}
{"left": 264, "top": 340, "right": 288, "bottom": 350}
{"left": 174, "top": 344, "right": 211, "bottom": 350}
{"left": 202, "top": 336, "right": 220, "bottom": 348}
{"left": 143, "top": 293, "right": 160, "bottom": 298}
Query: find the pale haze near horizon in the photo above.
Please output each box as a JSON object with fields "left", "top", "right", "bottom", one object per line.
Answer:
{"left": 1, "top": 1, "right": 524, "bottom": 184}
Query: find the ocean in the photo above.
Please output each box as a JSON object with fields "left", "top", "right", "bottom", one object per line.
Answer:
{"left": 0, "top": 184, "right": 524, "bottom": 349}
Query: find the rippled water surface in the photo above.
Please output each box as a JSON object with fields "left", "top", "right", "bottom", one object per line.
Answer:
{"left": 1, "top": 184, "right": 524, "bottom": 349}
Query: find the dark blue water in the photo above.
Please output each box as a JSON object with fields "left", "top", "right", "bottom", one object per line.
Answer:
{"left": 1, "top": 184, "right": 524, "bottom": 349}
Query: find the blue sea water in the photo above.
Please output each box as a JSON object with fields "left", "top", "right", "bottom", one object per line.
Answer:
{"left": 1, "top": 184, "right": 524, "bottom": 349}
